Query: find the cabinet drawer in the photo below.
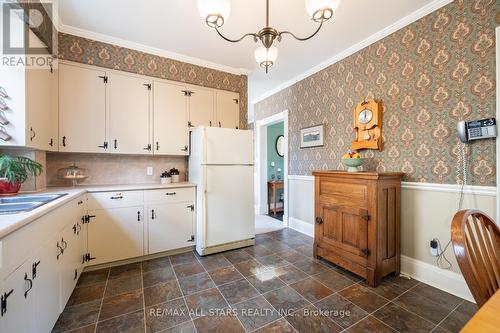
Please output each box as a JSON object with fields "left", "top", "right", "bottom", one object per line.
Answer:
{"left": 144, "top": 187, "right": 195, "bottom": 203}
{"left": 87, "top": 191, "right": 144, "bottom": 209}
{"left": 318, "top": 180, "right": 368, "bottom": 208}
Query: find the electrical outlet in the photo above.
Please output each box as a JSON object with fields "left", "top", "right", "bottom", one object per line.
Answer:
{"left": 147, "top": 166, "right": 153, "bottom": 176}
{"left": 430, "top": 239, "right": 439, "bottom": 257}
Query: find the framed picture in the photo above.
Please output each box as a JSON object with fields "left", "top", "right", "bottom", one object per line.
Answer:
{"left": 300, "top": 124, "right": 324, "bottom": 148}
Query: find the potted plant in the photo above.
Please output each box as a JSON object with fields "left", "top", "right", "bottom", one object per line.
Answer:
{"left": 0, "top": 155, "right": 43, "bottom": 196}
{"left": 160, "top": 171, "right": 171, "bottom": 184}
{"left": 169, "top": 168, "right": 180, "bottom": 183}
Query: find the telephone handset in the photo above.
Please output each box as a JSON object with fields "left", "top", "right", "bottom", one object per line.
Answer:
{"left": 457, "top": 118, "right": 497, "bottom": 143}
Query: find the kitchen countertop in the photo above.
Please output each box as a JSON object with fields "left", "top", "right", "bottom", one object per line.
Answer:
{"left": 0, "top": 182, "right": 196, "bottom": 239}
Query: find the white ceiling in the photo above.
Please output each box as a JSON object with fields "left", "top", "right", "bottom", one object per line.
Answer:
{"left": 58, "top": 0, "right": 439, "bottom": 103}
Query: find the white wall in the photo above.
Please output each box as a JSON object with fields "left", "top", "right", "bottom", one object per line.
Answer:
{"left": 285, "top": 175, "right": 496, "bottom": 302}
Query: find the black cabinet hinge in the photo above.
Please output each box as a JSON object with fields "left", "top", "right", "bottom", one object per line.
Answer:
{"left": 233, "top": 98, "right": 239, "bottom": 104}
{"left": 98, "top": 141, "right": 108, "bottom": 149}
{"left": 361, "top": 248, "right": 371, "bottom": 256}
{"left": 188, "top": 121, "right": 193, "bottom": 128}
{"left": 187, "top": 235, "right": 195, "bottom": 242}
{"left": 98, "top": 75, "right": 108, "bottom": 83}
{"left": 32, "top": 261, "right": 41, "bottom": 279}
{"left": 83, "top": 253, "right": 96, "bottom": 263}
{"left": 187, "top": 204, "right": 194, "bottom": 212}
{"left": 82, "top": 215, "right": 96, "bottom": 224}
{"left": 182, "top": 90, "right": 193, "bottom": 96}
{"left": 1, "top": 290, "right": 13, "bottom": 316}
{"left": 144, "top": 83, "right": 152, "bottom": 90}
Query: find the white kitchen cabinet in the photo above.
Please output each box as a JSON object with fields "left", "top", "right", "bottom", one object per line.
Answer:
{"left": 59, "top": 63, "right": 107, "bottom": 153}
{"left": 216, "top": 91, "right": 240, "bottom": 129}
{"left": 60, "top": 218, "right": 85, "bottom": 308}
{"left": 87, "top": 206, "right": 144, "bottom": 265}
{"left": 0, "top": 261, "right": 35, "bottom": 333}
{"left": 109, "top": 73, "right": 152, "bottom": 154}
{"left": 147, "top": 202, "right": 195, "bottom": 254}
{"left": 153, "top": 80, "right": 189, "bottom": 155}
{"left": 188, "top": 86, "right": 215, "bottom": 128}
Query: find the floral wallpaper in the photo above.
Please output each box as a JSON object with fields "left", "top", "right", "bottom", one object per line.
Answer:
{"left": 58, "top": 33, "right": 248, "bottom": 129}
{"left": 255, "top": 0, "right": 499, "bottom": 186}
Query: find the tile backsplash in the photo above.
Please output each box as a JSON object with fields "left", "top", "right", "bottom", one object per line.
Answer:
{"left": 46, "top": 152, "right": 187, "bottom": 187}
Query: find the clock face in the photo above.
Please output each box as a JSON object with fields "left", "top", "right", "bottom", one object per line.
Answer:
{"left": 358, "top": 109, "right": 373, "bottom": 124}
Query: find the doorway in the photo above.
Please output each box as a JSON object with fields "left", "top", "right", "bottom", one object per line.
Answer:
{"left": 255, "top": 110, "right": 289, "bottom": 233}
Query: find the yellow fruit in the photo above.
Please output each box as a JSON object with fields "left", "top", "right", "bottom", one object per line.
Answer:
{"left": 342, "top": 154, "right": 350, "bottom": 159}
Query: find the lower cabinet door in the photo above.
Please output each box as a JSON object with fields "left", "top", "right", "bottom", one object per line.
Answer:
{"left": 33, "top": 235, "right": 62, "bottom": 332}
{"left": 148, "top": 202, "right": 195, "bottom": 254}
{"left": 88, "top": 207, "right": 144, "bottom": 265}
{"left": 0, "top": 261, "right": 35, "bottom": 333}
{"left": 60, "top": 222, "right": 83, "bottom": 308}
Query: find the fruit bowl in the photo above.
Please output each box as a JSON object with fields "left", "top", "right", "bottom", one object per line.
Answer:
{"left": 341, "top": 158, "right": 365, "bottom": 172}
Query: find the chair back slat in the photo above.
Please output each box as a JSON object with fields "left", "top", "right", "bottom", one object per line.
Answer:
{"left": 452, "top": 210, "right": 500, "bottom": 307}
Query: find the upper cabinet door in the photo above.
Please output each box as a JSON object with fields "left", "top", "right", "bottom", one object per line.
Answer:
{"left": 109, "top": 73, "right": 151, "bottom": 154}
{"left": 59, "top": 63, "right": 107, "bottom": 153}
{"left": 216, "top": 91, "right": 240, "bottom": 129}
{"left": 188, "top": 86, "right": 215, "bottom": 128}
{"left": 153, "top": 81, "right": 188, "bottom": 155}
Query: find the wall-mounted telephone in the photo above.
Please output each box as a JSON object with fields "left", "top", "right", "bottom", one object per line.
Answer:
{"left": 457, "top": 118, "right": 497, "bottom": 143}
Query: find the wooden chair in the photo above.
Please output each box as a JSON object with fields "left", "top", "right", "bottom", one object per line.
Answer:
{"left": 451, "top": 210, "right": 500, "bottom": 307}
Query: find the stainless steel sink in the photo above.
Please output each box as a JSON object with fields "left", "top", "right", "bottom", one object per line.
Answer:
{"left": 0, "top": 193, "right": 67, "bottom": 214}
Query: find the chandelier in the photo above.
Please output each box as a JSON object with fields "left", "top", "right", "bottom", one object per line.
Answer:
{"left": 198, "top": 0, "right": 341, "bottom": 73}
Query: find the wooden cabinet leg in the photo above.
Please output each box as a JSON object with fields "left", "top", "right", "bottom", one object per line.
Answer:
{"left": 366, "top": 268, "right": 377, "bottom": 288}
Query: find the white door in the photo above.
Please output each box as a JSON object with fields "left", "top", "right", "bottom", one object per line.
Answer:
{"left": 33, "top": 235, "right": 62, "bottom": 332}
{"left": 148, "top": 203, "right": 194, "bottom": 254}
{"left": 153, "top": 81, "right": 189, "bottom": 155}
{"left": 59, "top": 63, "right": 107, "bottom": 153}
{"left": 204, "top": 127, "right": 254, "bottom": 165}
{"left": 216, "top": 91, "right": 240, "bottom": 129}
{"left": 109, "top": 72, "right": 151, "bottom": 154}
{"left": 0, "top": 261, "right": 35, "bottom": 333}
{"left": 205, "top": 165, "right": 254, "bottom": 247}
{"left": 60, "top": 221, "right": 83, "bottom": 308}
{"left": 188, "top": 86, "right": 215, "bottom": 128}
{"left": 88, "top": 207, "right": 144, "bottom": 265}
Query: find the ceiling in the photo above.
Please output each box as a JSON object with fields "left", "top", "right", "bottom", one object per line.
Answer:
{"left": 58, "top": 0, "right": 438, "bottom": 103}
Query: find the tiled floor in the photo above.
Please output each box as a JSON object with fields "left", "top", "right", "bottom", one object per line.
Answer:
{"left": 52, "top": 228, "right": 477, "bottom": 333}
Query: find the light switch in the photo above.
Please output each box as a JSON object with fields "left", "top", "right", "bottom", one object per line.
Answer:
{"left": 147, "top": 166, "right": 153, "bottom": 176}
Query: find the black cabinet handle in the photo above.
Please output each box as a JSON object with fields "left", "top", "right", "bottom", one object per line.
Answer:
{"left": 137, "top": 211, "right": 141, "bottom": 222}
{"left": 209, "top": 121, "right": 212, "bottom": 127}
{"left": 156, "top": 141, "right": 159, "bottom": 151}
{"left": 110, "top": 195, "right": 123, "bottom": 200}
{"left": 315, "top": 217, "right": 323, "bottom": 225}
{"left": 32, "top": 261, "right": 41, "bottom": 279}
{"left": 165, "top": 192, "right": 176, "bottom": 196}
{"left": 1, "top": 289, "right": 13, "bottom": 316}
{"left": 219, "top": 122, "right": 221, "bottom": 127}
{"left": 56, "top": 242, "right": 64, "bottom": 260}
{"left": 49, "top": 138, "right": 54, "bottom": 147}
{"left": 74, "top": 269, "right": 78, "bottom": 281}
{"left": 77, "top": 200, "right": 84, "bottom": 205}
{"left": 30, "top": 127, "right": 36, "bottom": 141}
{"left": 24, "top": 273, "right": 33, "bottom": 298}
{"left": 151, "top": 209, "right": 156, "bottom": 220}
{"left": 114, "top": 139, "right": 118, "bottom": 149}
{"left": 61, "top": 238, "right": 68, "bottom": 250}
{"left": 62, "top": 136, "right": 66, "bottom": 147}
{"left": 73, "top": 224, "right": 78, "bottom": 234}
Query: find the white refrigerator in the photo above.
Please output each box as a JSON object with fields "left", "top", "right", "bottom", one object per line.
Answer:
{"left": 189, "top": 126, "right": 255, "bottom": 256}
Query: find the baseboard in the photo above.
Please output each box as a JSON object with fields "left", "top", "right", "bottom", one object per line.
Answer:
{"left": 400, "top": 255, "right": 474, "bottom": 303}
{"left": 289, "top": 217, "right": 314, "bottom": 237}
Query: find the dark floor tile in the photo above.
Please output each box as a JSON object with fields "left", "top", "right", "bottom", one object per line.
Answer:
{"left": 312, "top": 269, "right": 355, "bottom": 291}
{"left": 234, "top": 258, "right": 267, "bottom": 277}
{"left": 256, "top": 254, "right": 289, "bottom": 267}
{"left": 170, "top": 252, "right": 197, "bottom": 266}
{"left": 290, "top": 277, "right": 333, "bottom": 303}
{"left": 246, "top": 270, "right": 286, "bottom": 293}
{"left": 361, "top": 278, "right": 413, "bottom": 300}
{"left": 394, "top": 290, "right": 454, "bottom": 324}
{"left": 431, "top": 327, "right": 453, "bottom": 333}
{"left": 385, "top": 275, "right": 420, "bottom": 290}
{"left": 77, "top": 268, "right": 109, "bottom": 287}
{"left": 184, "top": 288, "right": 229, "bottom": 318}
{"left": 52, "top": 300, "right": 101, "bottom": 333}
{"left": 410, "top": 283, "right": 462, "bottom": 311}
{"left": 339, "top": 284, "right": 389, "bottom": 313}
{"left": 109, "top": 263, "right": 142, "bottom": 280}
{"left": 218, "top": 279, "right": 260, "bottom": 305}
{"left": 173, "top": 261, "right": 205, "bottom": 278}
{"left": 439, "top": 301, "right": 478, "bottom": 333}
{"left": 143, "top": 266, "right": 176, "bottom": 288}
{"left": 62, "top": 324, "right": 96, "bottom": 333}
{"left": 96, "top": 309, "right": 144, "bottom": 333}
{"left": 276, "top": 249, "right": 308, "bottom": 263}
{"left": 245, "top": 245, "right": 273, "bottom": 258}
{"left": 197, "top": 254, "right": 232, "bottom": 271}
{"left": 373, "top": 303, "right": 435, "bottom": 333}
{"left": 145, "top": 298, "right": 191, "bottom": 333}
{"left": 263, "top": 286, "right": 309, "bottom": 314}
{"left": 253, "top": 318, "right": 296, "bottom": 333}
{"left": 223, "top": 249, "right": 252, "bottom": 264}
{"left": 285, "top": 305, "right": 343, "bottom": 333}
{"left": 67, "top": 283, "right": 105, "bottom": 307}
{"left": 314, "top": 293, "right": 368, "bottom": 329}
{"left": 99, "top": 290, "right": 144, "bottom": 321}
{"left": 346, "top": 315, "right": 397, "bottom": 333}
{"left": 293, "top": 258, "right": 329, "bottom": 275}
{"left": 233, "top": 295, "right": 281, "bottom": 331}
{"left": 105, "top": 274, "right": 142, "bottom": 297}
{"left": 263, "top": 240, "right": 292, "bottom": 252}
{"left": 144, "top": 280, "right": 183, "bottom": 307}
{"left": 178, "top": 272, "right": 215, "bottom": 296}
{"left": 160, "top": 320, "right": 196, "bottom": 333}
{"left": 295, "top": 245, "right": 314, "bottom": 257}
{"left": 142, "top": 256, "right": 172, "bottom": 273}
{"left": 208, "top": 266, "right": 244, "bottom": 286}
{"left": 275, "top": 265, "right": 309, "bottom": 284}
{"left": 193, "top": 313, "right": 245, "bottom": 333}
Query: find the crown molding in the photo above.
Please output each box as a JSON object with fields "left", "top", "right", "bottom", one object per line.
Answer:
{"left": 58, "top": 23, "right": 252, "bottom": 76}
{"left": 251, "top": 0, "right": 453, "bottom": 104}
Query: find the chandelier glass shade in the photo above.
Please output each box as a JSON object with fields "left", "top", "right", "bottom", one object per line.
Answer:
{"left": 198, "top": 0, "right": 340, "bottom": 72}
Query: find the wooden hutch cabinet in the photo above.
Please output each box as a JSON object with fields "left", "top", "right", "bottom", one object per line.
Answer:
{"left": 312, "top": 171, "right": 404, "bottom": 287}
